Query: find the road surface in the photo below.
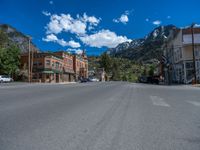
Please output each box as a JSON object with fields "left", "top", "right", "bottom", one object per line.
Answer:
{"left": 0, "top": 82, "right": 200, "bottom": 150}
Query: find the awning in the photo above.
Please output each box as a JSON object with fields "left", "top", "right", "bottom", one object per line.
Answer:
{"left": 42, "top": 70, "right": 54, "bottom": 74}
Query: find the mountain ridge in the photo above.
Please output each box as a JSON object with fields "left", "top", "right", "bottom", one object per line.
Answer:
{"left": 107, "top": 24, "right": 177, "bottom": 62}
{"left": 0, "top": 24, "right": 40, "bottom": 53}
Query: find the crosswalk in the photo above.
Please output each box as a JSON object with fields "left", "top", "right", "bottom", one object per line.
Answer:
{"left": 150, "top": 96, "right": 170, "bottom": 107}
{"left": 150, "top": 95, "right": 200, "bottom": 108}
{"left": 187, "top": 101, "right": 200, "bottom": 107}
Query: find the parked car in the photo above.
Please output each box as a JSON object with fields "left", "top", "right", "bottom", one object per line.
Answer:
{"left": 139, "top": 76, "right": 160, "bottom": 84}
{"left": 0, "top": 75, "right": 14, "bottom": 83}
{"left": 147, "top": 76, "right": 160, "bottom": 84}
{"left": 138, "top": 76, "right": 148, "bottom": 83}
{"left": 80, "top": 78, "right": 88, "bottom": 83}
{"left": 88, "top": 78, "right": 99, "bottom": 82}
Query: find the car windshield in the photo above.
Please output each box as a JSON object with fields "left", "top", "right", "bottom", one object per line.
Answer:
{"left": 0, "top": 0, "right": 200, "bottom": 150}
{"left": 2, "top": 75, "right": 9, "bottom": 78}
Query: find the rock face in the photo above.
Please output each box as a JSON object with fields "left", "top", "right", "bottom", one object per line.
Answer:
{"left": 0, "top": 24, "right": 40, "bottom": 53}
{"left": 107, "top": 25, "right": 177, "bottom": 62}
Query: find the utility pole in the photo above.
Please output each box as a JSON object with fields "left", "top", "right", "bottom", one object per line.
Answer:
{"left": 28, "top": 37, "right": 31, "bottom": 83}
{"left": 163, "top": 35, "right": 170, "bottom": 85}
{"left": 31, "top": 47, "right": 34, "bottom": 82}
{"left": 27, "top": 36, "right": 32, "bottom": 83}
{"left": 191, "top": 23, "right": 197, "bottom": 84}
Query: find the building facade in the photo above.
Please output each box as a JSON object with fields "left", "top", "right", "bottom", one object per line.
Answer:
{"left": 73, "top": 51, "right": 88, "bottom": 81}
{"left": 21, "top": 53, "right": 63, "bottom": 83}
{"left": 20, "top": 51, "right": 88, "bottom": 83}
{"left": 54, "top": 51, "right": 75, "bottom": 82}
{"left": 163, "top": 26, "right": 200, "bottom": 84}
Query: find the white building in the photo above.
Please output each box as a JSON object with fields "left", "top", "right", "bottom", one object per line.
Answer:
{"left": 164, "top": 26, "right": 200, "bottom": 84}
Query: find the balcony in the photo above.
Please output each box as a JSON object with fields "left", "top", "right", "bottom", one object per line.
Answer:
{"left": 183, "top": 34, "right": 200, "bottom": 45}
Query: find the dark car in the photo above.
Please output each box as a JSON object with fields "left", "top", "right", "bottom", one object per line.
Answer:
{"left": 80, "top": 78, "right": 89, "bottom": 83}
{"left": 147, "top": 76, "right": 160, "bottom": 84}
{"left": 138, "top": 76, "right": 148, "bottom": 83}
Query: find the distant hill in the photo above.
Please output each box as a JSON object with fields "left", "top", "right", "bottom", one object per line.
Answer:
{"left": 0, "top": 24, "right": 39, "bottom": 53}
{"left": 107, "top": 25, "right": 177, "bottom": 62}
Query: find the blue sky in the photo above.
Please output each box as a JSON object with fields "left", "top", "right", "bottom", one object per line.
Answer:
{"left": 0, "top": 0, "right": 200, "bottom": 55}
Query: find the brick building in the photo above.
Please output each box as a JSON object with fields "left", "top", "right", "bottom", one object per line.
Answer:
{"left": 20, "top": 53, "right": 63, "bottom": 83}
{"left": 54, "top": 51, "right": 75, "bottom": 82}
{"left": 73, "top": 50, "right": 88, "bottom": 81}
{"left": 20, "top": 51, "right": 88, "bottom": 83}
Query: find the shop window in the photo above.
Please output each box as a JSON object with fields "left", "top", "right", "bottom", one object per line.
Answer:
{"left": 46, "top": 74, "right": 50, "bottom": 79}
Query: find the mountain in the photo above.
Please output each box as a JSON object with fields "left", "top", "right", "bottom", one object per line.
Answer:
{"left": 0, "top": 24, "right": 39, "bottom": 53}
{"left": 107, "top": 25, "right": 177, "bottom": 62}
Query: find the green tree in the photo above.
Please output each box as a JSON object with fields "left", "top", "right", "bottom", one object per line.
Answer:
{"left": 148, "top": 65, "right": 155, "bottom": 76}
{"left": 99, "top": 53, "right": 112, "bottom": 73}
{"left": 111, "top": 59, "right": 121, "bottom": 81}
{"left": 0, "top": 45, "right": 20, "bottom": 76}
{"left": 0, "top": 30, "right": 20, "bottom": 76}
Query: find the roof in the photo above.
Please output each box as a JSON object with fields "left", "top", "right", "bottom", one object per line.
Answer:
{"left": 182, "top": 27, "right": 200, "bottom": 35}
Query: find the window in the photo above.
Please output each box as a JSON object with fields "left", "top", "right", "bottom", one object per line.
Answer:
{"left": 56, "top": 62, "right": 59, "bottom": 68}
{"left": 33, "top": 61, "right": 38, "bottom": 66}
{"left": 46, "top": 60, "right": 50, "bottom": 66}
{"left": 195, "top": 47, "right": 200, "bottom": 57}
{"left": 186, "top": 62, "right": 193, "bottom": 69}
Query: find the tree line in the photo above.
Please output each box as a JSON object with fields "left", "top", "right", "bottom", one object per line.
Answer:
{"left": 0, "top": 30, "right": 20, "bottom": 77}
{"left": 89, "top": 53, "right": 157, "bottom": 82}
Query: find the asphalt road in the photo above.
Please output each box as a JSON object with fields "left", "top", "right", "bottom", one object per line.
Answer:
{"left": 0, "top": 82, "right": 200, "bottom": 150}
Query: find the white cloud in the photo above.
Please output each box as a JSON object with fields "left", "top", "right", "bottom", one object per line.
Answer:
{"left": 113, "top": 10, "right": 131, "bottom": 24}
{"left": 43, "top": 13, "right": 130, "bottom": 49}
{"left": 68, "top": 40, "right": 81, "bottom": 48}
{"left": 49, "top": 1, "right": 53, "bottom": 5}
{"left": 42, "top": 34, "right": 58, "bottom": 42}
{"left": 152, "top": 20, "right": 162, "bottom": 25}
{"left": 70, "top": 20, "right": 87, "bottom": 35}
{"left": 67, "top": 48, "right": 83, "bottom": 55}
{"left": 82, "top": 13, "right": 101, "bottom": 26}
{"left": 42, "top": 11, "right": 51, "bottom": 16}
{"left": 46, "top": 17, "right": 63, "bottom": 34}
{"left": 194, "top": 24, "right": 200, "bottom": 27}
{"left": 42, "top": 34, "right": 80, "bottom": 48}
{"left": 79, "top": 29, "right": 131, "bottom": 48}
{"left": 120, "top": 15, "right": 129, "bottom": 23}
{"left": 45, "top": 13, "right": 100, "bottom": 35}
{"left": 57, "top": 39, "right": 81, "bottom": 48}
